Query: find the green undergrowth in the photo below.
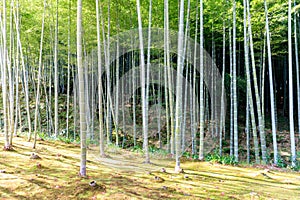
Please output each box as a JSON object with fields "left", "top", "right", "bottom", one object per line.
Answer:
{"left": 205, "top": 150, "right": 238, "bottom": 166}
{"left": 37, "top": 131, "right": 80, "bottom": 144}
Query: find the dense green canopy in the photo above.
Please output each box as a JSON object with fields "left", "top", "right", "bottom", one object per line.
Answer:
{"left": 3, "top": 0, "right": 294, "bottom": 67}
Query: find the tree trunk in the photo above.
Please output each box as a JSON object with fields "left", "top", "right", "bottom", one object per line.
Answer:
{"left": 233, "top": 0, "right": 239, "bottom": 162}
{"left": 96, "top": 0, "right": 105, "bottom": 157}
{"left": 145, "top": 0, "right": 152, "bottom": 151}
{"left": 264, "top": 0, "right": 278, "bottom": 164}
{"left": 136, "top": 0, "right": 150, "bottom": 163}
{"left": 229, "top": 25, "right": 233, "bottom": 157}
{"left": 192, "top": 3, "right": 199, "bottom": 156}
{"left": 66, "top": 0, "right": 72, "bottom": 139}
{"left": 219, "top": 18, "right": 226, "bottom": 156}
{"left": 164, "top": 0, "right": 175, "bottom": 155}
{"left": 199, "top": 0, "right": 205, "bottom": 161}
{"left": 2, "top": 0, "right": 10, "bottom": 149}
{"left": 14, "top": 7, "right": 32, "bottom": 142}
{"left": 174, "top": 0, "right": 185, "bottom": 172}
{"left": 294, "top": 0, "right": 300, "bottom": 138}
{"left": 288, "top": 0, "right": 296, "bottom": 167}
{"left": 77, "top": 0, "right": 87, "bottom": 177}
{"left": 54, "top": 0, "right": 59, "bottom": 138}
{"left": 244, "top": 0, "right": 260, "bottom": 164}
{"left": 33, "top": 0, "right": 46, "bottom": 149}
{"left": 8, "top": 0, "right": 15, "bottom": 146}
{"left": 181, "top": 0, "right": 190, "bottom": 153}
{"left": 115, "top": 22, "right": 120, "bottom": 146}
{"left": 247, "top": 0, "right": 267, "bottom": 163}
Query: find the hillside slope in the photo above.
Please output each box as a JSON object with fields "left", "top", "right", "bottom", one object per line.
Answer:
{"left": 0, "top": 135, "right": 299, "bottom": 199}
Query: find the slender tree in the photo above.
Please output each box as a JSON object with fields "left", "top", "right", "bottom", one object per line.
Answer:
{"left": 145, "top": 0, "right": 152, "bottom": 151}
{"left": 66, "top": 0, "right": 72, "bottom": 139}
{"left": 132, "top": 52, "right": 137, "bottom": 146}
{"left": 199, "top": 0, "right": 205, "bottom": 161}
{"left": 33, "top": 0, "right": 47, "bottom": 149}
{"left": 219, "top": 16, "right": 226, "bottom": 156}
{"left": 294, "top": 0, "right": 300, "bottom": 138}
{"left": 77, "top": 0, "right": 87, "bottom": 176}
{"left": 244, "top": 0, "right": 260, "bottom": 164}
{"left": 174, "top": 0, "right": 185, "bottom": 172}
{"left": 96, "top": 0, "right": 105, "bottom": 157}
{"left": 246, "top": 87, "right": 250, "bottom": 163}
{"left": 103, "top": 3, "right": 113, "bottom": 145}
{"left": 13, "top": 1, "right": 20, "bottom": 138}
{"left": 233, "top": 0, "right": 238, "bottom": 162}
{"left": 163, "top": 52, "right": 170, "bottom": 152}
{"left": 191, "top": 2, "right": 199, "bottom": 155}
{"left": 260, "top": 34, "right": 266, "bottom": 142}
{"left": 54, "top": 0, "right": 59, "bottom": 138}
{"left": 14, "top": 3, "right": 32, "bottom": 142}
{"left": 229, "top": 24, "right": 233, "bottom": 157}
{"left": 288, "top": 0, "right": 296, "bottom": 167}
{"left": 264, "top": 0, "right": 278, "bottom": 164}
{"left": 136, "top": 0, "right": 150, "bottom": 163}
{"left": 2, "top": 0, "right": 10, "bottom": 149}
{"left": 8, "top": 0, "right": 15, "bottom": 146}
{"left": 115, "top": 12, "right": 120, "bottom": 146}
{"left": 164, "top": 0, "right": 175, "bottom": 155}
{"left": 246, "top": 0, "right": 267, "bottom": 163}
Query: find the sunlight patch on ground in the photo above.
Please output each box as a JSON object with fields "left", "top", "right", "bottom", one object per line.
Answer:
{"left": 0, "top": 135, "right": 299, "bottom": 199}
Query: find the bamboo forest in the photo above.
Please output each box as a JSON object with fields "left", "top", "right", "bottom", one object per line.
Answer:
{"left": 0, "top": 0, "right": 300, "bottom": 199}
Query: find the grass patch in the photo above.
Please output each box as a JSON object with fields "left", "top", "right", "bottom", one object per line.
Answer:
{"left": 0, "top": 135, "right": 299, "bottom": 199}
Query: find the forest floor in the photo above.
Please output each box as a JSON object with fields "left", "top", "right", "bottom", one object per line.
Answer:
{"left": 0, "top": 135, "right": 300, "bottom": 200}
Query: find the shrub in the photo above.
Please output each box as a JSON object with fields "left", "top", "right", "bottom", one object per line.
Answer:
{"left": 129, "top": 145, "right": 143, "bottom": 153}
{"left": 276, "top": 155, "right": 287, "bottom": 168}
{"left": 205, "top": 150, "right": 237, "bottom": 166}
